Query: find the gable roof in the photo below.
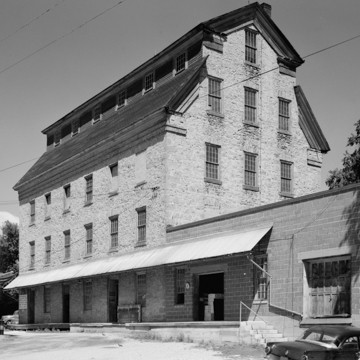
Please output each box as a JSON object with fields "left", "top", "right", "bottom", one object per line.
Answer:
{"left": 295, "top": 85, "right": 330, "bottom": 153}
{"left": 14, "top": 57, "right": 207, "bottom": 195}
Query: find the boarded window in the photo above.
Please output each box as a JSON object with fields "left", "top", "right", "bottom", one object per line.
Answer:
{"left": 135, "top": 151, "right": 146, "bottom": 184}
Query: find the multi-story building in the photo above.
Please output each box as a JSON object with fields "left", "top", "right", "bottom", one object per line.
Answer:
{"left": 7, "top": 3, "right": 329, "bottom": 325}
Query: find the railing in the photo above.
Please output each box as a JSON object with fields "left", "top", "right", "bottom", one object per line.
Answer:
{"left": 239, "top": 300, "right": 268, "bottom": 328}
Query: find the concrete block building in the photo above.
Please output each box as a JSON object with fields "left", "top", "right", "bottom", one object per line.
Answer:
{"left": 7, "top": 3, "right": 330, "bottom": 327}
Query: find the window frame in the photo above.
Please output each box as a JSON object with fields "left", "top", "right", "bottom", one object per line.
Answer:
{"left": 280, "top": 160, "right": 293, "bottom": 197}
{"left": 144, "top": 72, "right": 154, "bottom": 93}
{"left": 207, "top": 76, "right": 223, "bottom": 116}
{"left": 109, "top": 163, "right": 119, "bottom": 194}
{"left": 30, "top": 200, "right": 35, "bottom": 224}
{"left": 85, "top": 175, "right": 93, "bottom": 205}
{"left": 136, "top": 273, "right": 147, "bottom": 308}
{"left": 44, "top": 236, "right": 51, "bottom": 265}
{"left": 117, "top": 90, "right": 127, "bottom": 109}
{"left": 71, "top": 119, "right": 80, "bottom": 137}
{"left": 63, "top": 184, "right": 71, "bottom": 212}
{"left": 92, "top": 105, "right": 102, "bottom": 124}
{"left": 64, "top": 230, "right": 71, "bottom": 261}
{"left": 44, "top": 193, "right": 51, "bottom": 219}
{"left": 83, "top": 280, "right": 92, "bottom": 311}
{"left": 175, "top": 53, "right": 187, "bottom": 74}
{"left": 136, "top": 207, "right": 146, "bottom": 246}
{"left": 85, "top": 223, "right": 93, "bottom": 256}
{"left": 44, "top": 286, "right": 51, "bottom": 313}
{"left": 244, "top": 152, "right": 259, "bottom": 191}
{"left": 205, "top": 143, "right": 221, "bottom": 184}
{"left": 109, "top": 215, "right": 119, "bottom": 249}
{"left": 245, "top": 28, "right": 257, "bottom": 65}
{"left": 253, "top": 254, "right": 268, "bottom": 302}
{"left": 244, "top": 87, "right": 258, "bottom": 125}
{"left": 278, "top": 98, "right": 291, "bottom": 133}
{"left": 29, "top": 241, "right": 35, "bottom": 269}
{"left": 175, "top": 268, "right": 185, "bottom": 305}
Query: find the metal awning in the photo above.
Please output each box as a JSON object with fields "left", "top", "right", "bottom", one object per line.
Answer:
{"left": 5, "top": 223, "right": 272, "bottom": 290}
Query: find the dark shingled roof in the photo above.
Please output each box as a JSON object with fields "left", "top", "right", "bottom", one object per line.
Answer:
{"left": 14, "top": 56, "right": 207, "bottom": 191}
{"left": 295, "top": 85, "right": 330, "bottom": 153}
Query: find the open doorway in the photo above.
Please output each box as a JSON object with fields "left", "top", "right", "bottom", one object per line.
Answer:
{"left": 108, "top": 279, "right": 119, "bottom": 323}
{"left": 62, "top": 284, "right": 70, "bottom": 323}
{"left": 197, "top": 272, "right": 224, "bottom": 321}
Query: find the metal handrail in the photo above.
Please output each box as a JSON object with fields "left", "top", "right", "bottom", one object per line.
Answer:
{"left": 239, "top": 301, "right": 268, "bottom": 328}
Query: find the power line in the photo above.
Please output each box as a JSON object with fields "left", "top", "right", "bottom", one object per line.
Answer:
{"left": 0, "top": 0, "right": 68, "bottom": 45}
{"left": 0, "top": 158, "right": 39, "bottom": 173}
{"left": 0, "top": 0, "right": 127, "bottom": 76}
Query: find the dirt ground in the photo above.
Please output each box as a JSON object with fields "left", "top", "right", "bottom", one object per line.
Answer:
{"left": 0, "top": 330, "right": 265, "bottom": 360}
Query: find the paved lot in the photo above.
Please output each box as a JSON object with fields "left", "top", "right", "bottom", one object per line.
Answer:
{"left": 0, "top": 330, "right": 264, "bottom": 360}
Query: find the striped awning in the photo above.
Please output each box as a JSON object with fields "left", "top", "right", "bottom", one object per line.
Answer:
{"left": 5, "top": 224, "right": 272, "bottom": 290}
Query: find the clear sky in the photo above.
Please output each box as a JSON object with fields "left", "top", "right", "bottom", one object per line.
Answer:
{"left": 0, "top": 0, "right": 359, "bottom": 217}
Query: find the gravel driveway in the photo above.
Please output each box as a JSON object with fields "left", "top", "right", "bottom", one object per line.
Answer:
{"left": 0, "top": 330, "right": 264, "bottom": 360}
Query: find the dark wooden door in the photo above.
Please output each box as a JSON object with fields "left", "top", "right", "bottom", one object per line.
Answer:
{"left": 28, "top": 289, "right": 35, "bottom": 324}
{"left": 108, "top": 279, "right": 119, "bottom": 323}
{"left": 63, "top": 284, "right": 70, "bottom": 323}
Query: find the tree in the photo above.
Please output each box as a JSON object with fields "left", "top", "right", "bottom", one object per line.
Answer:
{"left": 0, "top": 221, "right": 19, "bottom": 274}
{"left": 326, "top": 120, "right": 360, "bottom": 189}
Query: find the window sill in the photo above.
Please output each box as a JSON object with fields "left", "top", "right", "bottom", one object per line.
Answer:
{"left": 253, "top": 299, "right": 268, "bottom": 305}
{"left": 245, "top": 61, "right": 260, "bottom": 70}
{"left": 206, "top": 110, "right": 224, "bottom": 118}
{"left": 243, "top": 120, "right": 260, "bottom": 128}
{"left": 63, "top": 209, "right": 71, "bottom": 215}
{"left": 205, "top": 178, "right": 222, "bottom": 185}
{"left": 278, "top": 129, "right": 292, "bottom": 136}
{"left": 108, "top": 247, "right": 118, "bottom": 253}
{"left": 83, "top": 254, "right": 92, "bottom": 259}
{"left": 44, "top": 216, "right": 51, "bottom": 221}
{"left": 174, "top": 303, "right": 185, "bottom": 307}
{"left": 243, "top": 185, "right": 259, "bottom": 192}
{"left": 135, "top": 241, "right": 146, "bottom": 248}
{"left": 280, "top": 192, "right": 294, "bottom": 198}
{"left": 84, "top": 201, "right": 93, "bottom": 207}
{"left": 62, "top": 259, "right": 70, "bottom": 264}
{"left": 44, "top": 263, "right": 50, "bottom": 268}
{"left": 109, "top": 190, "right": 119, "bottom": 197}
{"left": 29, "top": 266, "right": 35, "bottom": 271}
{"left": 135, "top": 180, "right": 147, "bottom": 188}
{"left": 29, "top": 222, "right": 35, "bottom": 227}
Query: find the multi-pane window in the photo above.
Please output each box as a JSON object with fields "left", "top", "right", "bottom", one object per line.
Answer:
{"left": 244, "top": 87, "right": 257, "bottom": 123}
{"left": 244, "top": 153, "right": 257, "bottom": 187}
{"left": 85, "top": 223, "right": 93, "bottom": 256}
{"left": 176, "top": 53, "right": 186, "bottom": 73}
{"left": 44, "top": 286, "right": 51, "bottom": 313}
{"left": 29, "top": 241, "right": 35, "bottom": 269}
{"left": 64, "top": 230, "right": 70, "bottom": 260}
{"left": 110, "top": 216, "right": 119, "bottom": 249}
{"left": 208, "top": 77, "right": 222, "bottom": 114}
{"left": 254, "top": 255, "right": 268, "bottom": 300}
{"left": 85, "top": 175, "right": 93, "bottom": 204}
{"left": 93, "top": 106, "right": 102, "bottom": 123}
{"left": 245, "top": 28, "right": 257, "bottom": 64}
{"left": 144, "top": 72, "right": 154, "bottom": 92}
{"left": 83, "top": 280, "right": 92, "bottom": 311}
{"left": 137, "top": 208, "right": 146, "bottom": 245}
{"left": 30, "top": 200, "right": 35, "bottom": 224}
{"left": 280, "top": 161, "right": 292, "bottom": 194}
{"left": 117, "top": 90, "right": 126, "bottom": 108}
{"left": 175, "top": 268, "right": 185, "bottom": 305}
{"left": 71, "top": 119, "right": 79, "bottom": 136}
{"left": 45, "top": 236, "right": 51, "bottom": 265}
{"left": 110, "top": 163, "right": 118, "bottom": 192}
{"left": 205, "top": 143, "right": 220, "bottom": 181}
{"left": 45, "top": 193, "right": 51, "bottom": 219}
{"left": 279, "top": 98, "right": 290, "bottom": 132}
{"left": 136, "top": 273, "right": 147, "bottom": 307}
{"left": 64, "top": 184, "right": 71, "bottom": 211}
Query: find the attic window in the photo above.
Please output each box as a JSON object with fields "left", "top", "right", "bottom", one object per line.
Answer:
{"left": 72, "top": 119, "right": 80, "bottom": 136}
{"left": 176, "top": 53, "right": 186, "bottom": 74}
{"left": 144, "top": 72, "right": 154, "bottom": 93}
{"left": 54, "top": 131, "right": 61, "bottom": 147}
{"left": 245, "top": 28, "right": 257, "bottom": 64}
{"left": 93, "top": 106, "right": 102, "bottom": 123}
{"left": 117, "top": 90, "right": 127, "bottom": 109}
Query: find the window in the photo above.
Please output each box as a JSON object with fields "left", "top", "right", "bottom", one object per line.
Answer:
{"left": 280, "top": 161, "right": 292, "bottom": 195}
{"left": 30, "top": 200, "right": 35, "bottom": 224}
{"left": 93, "top": 106, "right": 102, "bottom": 123}
{"left": 205, "top": 143, "right": 220, "bottom": 181}
{"left": 135, "top": 150, "right": 146, "bottom": 185}
{"left": 137, "top": 208, "right": 146, "bottom": 245}
{"left": 85, "top": 223, "right": 93, "bottom": 256}
{"left": 305, "top": 257, "right": 350, "bottom": 318}
{"left": 44, "top": 286, "right": 51, "bottom": 313}
{"left": 110, "top": 216, "right": 119, "bottom": 249}
{"left": 175, "top": 268, "right": 185, "bottom": 305}
{"left": 44, "top": 193, "right": 51, "bottom": 219}
{"left": 85, "top": 175, "right": 93, "bottom": 204}
{"left": 244, "top": 87, "right": 257, "bottom": 124}
{"left": 83, "top": 280, "right": 92, "bottom": 311}
{"left": 254, "top": 255, "right": 268, "bottom": 301}
{"left": 64, "top": 184, "right": 71, "bottom": 211}
{"left": 109, "top": 163, "right": 118, "bottom": 193}
{"left": 245, "top": 28, "right": 257, "bottom": 64}
{"left": 144, "top": 72, "right": 154, "bottom": 92}
{"left": 29, "top": 241, "right": 35, "bottom": 269}
{"left": 54, "top": 131, "right": 61, "bottom": 147}
{"left": 72, "top": 119, "right": 79, "bottom": 136}
{"left": 244, "top": 152, "right": 258, "bottom": 189}
{"left": 208, "top": 77, "right": 222, "bottom": 114}
{"left": 279, "top": 98, "right": 290, "bottom": 132}
{"left": 117, "top": 90, "right": 126, "bottom": 109}
{"left": 64, "top": 230, "right": 70, "bottom": 260}
{"left": 45, "top": 236, "right": 51, "bottom": 265}
{"left": 176, "top": 53, "right": 186, "bottom": 73}
{"left": 136, "top": 273, "right": 146, "bottom": 307}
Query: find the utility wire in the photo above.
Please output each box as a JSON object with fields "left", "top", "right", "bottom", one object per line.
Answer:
{"left": 0, "top": 0, "right": 127, "bottom": 76}
{"left": 0, "top": 157, "right": 38, "bottom": 173}
{"left": 0, "top": 0, "right": 68, "bottom": 44}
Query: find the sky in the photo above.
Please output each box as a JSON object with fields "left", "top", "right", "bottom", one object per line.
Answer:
{"left": 0, "top": 0, "right": 359, "bottom": 218}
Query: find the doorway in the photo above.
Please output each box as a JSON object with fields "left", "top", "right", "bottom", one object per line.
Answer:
{"left": 62, "top": 284, "right": 70, "bottom": 323}
{"left": 197, "top": 273, "right": 224, "bottom": 321}
{"left": 28, "top": 289, "right": 35, "bottom": 324}
{"left": 108, "top": 279, "right": 119, "bottom": 323}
